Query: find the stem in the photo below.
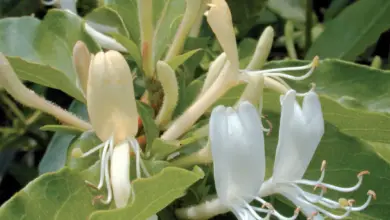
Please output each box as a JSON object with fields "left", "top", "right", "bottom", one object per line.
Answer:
{"left": 161, "top": 63, "right": 236, "bottom": 141}
{"left": 175, "top": 197, "right": 229, "bottom": 220}
{"left": 0, "top": 93, "right": 26, "bottom": 123}
{"left": 138, "top": 0, "right": 154, "bottom": 78}
{"left": 305, "top": 0, "right": 313, "bottom": 52}
{"left": 164, "top": 0, "right": 202, "bottom": 62}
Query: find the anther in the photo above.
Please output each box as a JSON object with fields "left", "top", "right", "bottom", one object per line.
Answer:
{"left": 85, "top": 180, "right": 99, "bottom": 190}
{"left": 348, "top": 199, "right": 356, "bottom": 206}
{"left": 368, "top": 190, "right": 377, "bottom": 200}
{"left": 358, "top": 170, "right": 370, "bottom": 177}
{"left": 307, "top": 211, "right": 318, "bottom": 220}
{"left": 294, "top": 207, "right": 301, "bottom": 215}
{"left": 312, "top": 56, "right": 319, "bottom": 68}
{"left": 321, "top": 160, "right": 327, "bottom": 172}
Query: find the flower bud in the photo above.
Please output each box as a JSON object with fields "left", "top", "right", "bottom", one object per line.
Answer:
{"left": 72, "top": 41, "right": 91, "bottom": 95}
{"left": 87, "top": 51, "right": 138, "bottom": 143}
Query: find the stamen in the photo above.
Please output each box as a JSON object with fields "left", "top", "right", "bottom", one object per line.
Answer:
{"left": 297, "top": 197, "right": 352, "bottom": 219}
{"left": 41, "top": 0, "right": 57, "bottom": 6}
{"left": 307, "top": 211, "right": 319, "bottom": 220}
{"left": 296, "top": 170, "right": 368, "bottom": 193}
{"left": 316, "top": 190, "right": 375, "bottom": 212}
{"left": 84, "top": 139, "right": 110, "bottom": 189}
{"left": 243, "top": 56, "right": 319, "bottom": 80}
{"left": 129, "top": 138, "right": 141, "bottom": 178}
{"left": 295, "top": 160, "right": 326, "bottom": 186}
{"left": 253, "top": 197, "right": 299, "bottom": 220}
{"left": 261, "top": 115, "right": 272, "bottom": 135}
{"left": 100, "top": 137, "right": 114, "bottom": 204}
{"left": 81, "top": 142, "right": 105, "bottom": 158}
{"left": 244, "top": 203, "right": 263, "bottom": 220}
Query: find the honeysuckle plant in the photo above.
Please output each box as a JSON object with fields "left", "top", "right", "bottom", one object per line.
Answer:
{"left": 0, "top": 0, "right": 388, "bottom": 219}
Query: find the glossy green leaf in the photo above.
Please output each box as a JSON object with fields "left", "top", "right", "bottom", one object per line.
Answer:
{"left": 104, "top": 0, "right": 140, "bottom": 43}
{"left": 0, "top": 168, "right": 101, "bottom": 220}
{"left": 306, "top": 0, "right": 390, "bottom": 60}
{"left": 167, "top": 49, "right": 202, "bottom": 71}
{"left": 110, "top": 33, "right": 142, "bottom": 67}
{"left": 150, "top": 138, "right": 180, "bottom": 160}
{"left": 174, "top": 78, "right": 203, "bottom": 117}
{"left": 85, "top": 6, "right": 129, "bottom": 37}
{"left": 38, "top": 100, "right": 89, "bottom": 174}
{"left": 89, "top": 167, "right": 204, "bottom": 220}
{"left": 137, "top": 101, "right": 159, "bottom": 152}
{"left": 40, "top": 124, "right": 84, "bottom": 135}
{"left": 0, "top": 10, "right": 101, "bottom": 101}
{"left": 153, "top": 0, "right": 186, "bottom": 61}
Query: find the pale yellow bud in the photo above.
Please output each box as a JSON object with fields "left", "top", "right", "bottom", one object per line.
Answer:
{"left": 72, "top": 41, "right": 91, "bottom": 95}
{"left": 87, "top": 51, "right": 138, "bottom": 143}
{"left": 205, "top": 0, "right": 238, "bottom": 70}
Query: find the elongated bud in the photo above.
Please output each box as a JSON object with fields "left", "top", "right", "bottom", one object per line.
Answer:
{"left": 138, "top": 0, "right": 154, "bottom": 77}
{"left": 284, "top": 21, "right": 297, "bottom": 59}
{"left": 205, "top": 0, "right": 239, "bottom": 70}
{"left": 110, "top": 141, "right": 131, "bottom": 208}
{"left": 0, "top": 53, "right": 91, "bottom": 130}
{"left": 155, "top": 61, "right": 179, "bottom": 128}
{"left": 87, "top": 50, "right": 138, "bottom": 143}
{"left": 164, "top": 0, "right": 203, "bottom": 61}
{"left": 73, "top": 41, "right": 91, "bottom": 95}
{"left": 246, "top": 26, "right": 274, "bottom": 70}
{"left": 201, "top": 52, "right": 226, "bottom": 94}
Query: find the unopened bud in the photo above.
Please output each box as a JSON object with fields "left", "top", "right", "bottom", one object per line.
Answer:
{"left": 87, "top": 51, "right": 138, "bottom": 143}
{"left": 73, "top": 41, "right": 91, "bottom": 95}
{"left": 246, "top": 26, "right": 274, "bottom": 70}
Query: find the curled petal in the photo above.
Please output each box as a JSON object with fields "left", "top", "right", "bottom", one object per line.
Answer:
{"left": 273, "top": 90, "right": 324, "bottom": 182}
{"left": 210, "top": 101, "right": 265, "bottom": 206}
{"left": 87, "top": 51, "right": 138, "bottom": 143}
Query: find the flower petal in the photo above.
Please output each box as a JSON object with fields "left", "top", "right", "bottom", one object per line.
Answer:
{"left": 110, "top": 141, "right": 131, "bottom": 208}
{"left": 273, "top": 90, "right": 324, "bottom": 182}
{"left": 210, "top": 102, "right": 265, "bottom": 206}
{"left": 87, "top": 51, "right": 138, "bottom": 143}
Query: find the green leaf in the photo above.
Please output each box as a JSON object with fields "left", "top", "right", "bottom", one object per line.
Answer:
{"left": 306, "top": 0, "right": 390, "bottom": 60}
{"left": 38, "top": 100, "right": 89, "bottom": 174}
{"left": 137, "top": 101, "right": 159, "bottom": 152}
{"left": 110, "top": 33, "right": 142, "bottom": 67}
{"left": 85, "top": 6, "right": 130, "bottom": 38}
{"left": 150, "top": 138, "right": 180, "bottom": 160}
{"left": 0, "top": 10, "right": 101, "bottom": 101}
{"left": 0, "top": 168, "right": 101, "bottom": 220}
{"left": 174, "top": 78, "right": 203, "bottom": 117}
{"left": 263, "top": 59, "right": 390, "bottom": 144}
{"left": 153, "top": 0, "right": 186, "bottom": 61}
{"left": 263, "top": 112, "right": 390, "bottom": 219}
{"left": 104, "top": 0, "right": 140, "bottom": 43}
{"left": 89, "top": 167, "right": 204, "bottom": 220}
{"left": 267, "top": 0, "right": 306, "bottom": 22}
{"left": 40, "top": 124, "right": 84, "bottom": 135}
{"left": 167, "top": 49, "right": 202, "bottom": 71}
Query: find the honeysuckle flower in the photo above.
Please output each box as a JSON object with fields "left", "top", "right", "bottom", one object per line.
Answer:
{"left": 80, "top": 50, "right": 149, "bottom": 208}
{"left": 161, "top": 0, "right": 319, "bottom": 141}
{"left": 176, "top": 102, "right": 299, "bottom": 220}
{"left": 259, "top": 90, "right": 376, "bottom": 219}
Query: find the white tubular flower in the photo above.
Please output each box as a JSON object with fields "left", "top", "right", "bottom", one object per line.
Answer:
{"left": 176, "top": 102, "right": 300, "bottom": 219}
{"left": 259, "top": 90, "right": 375, "bottom": 219}
{"left": 81, "top": 51, "right": 148, "bottom": 208}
